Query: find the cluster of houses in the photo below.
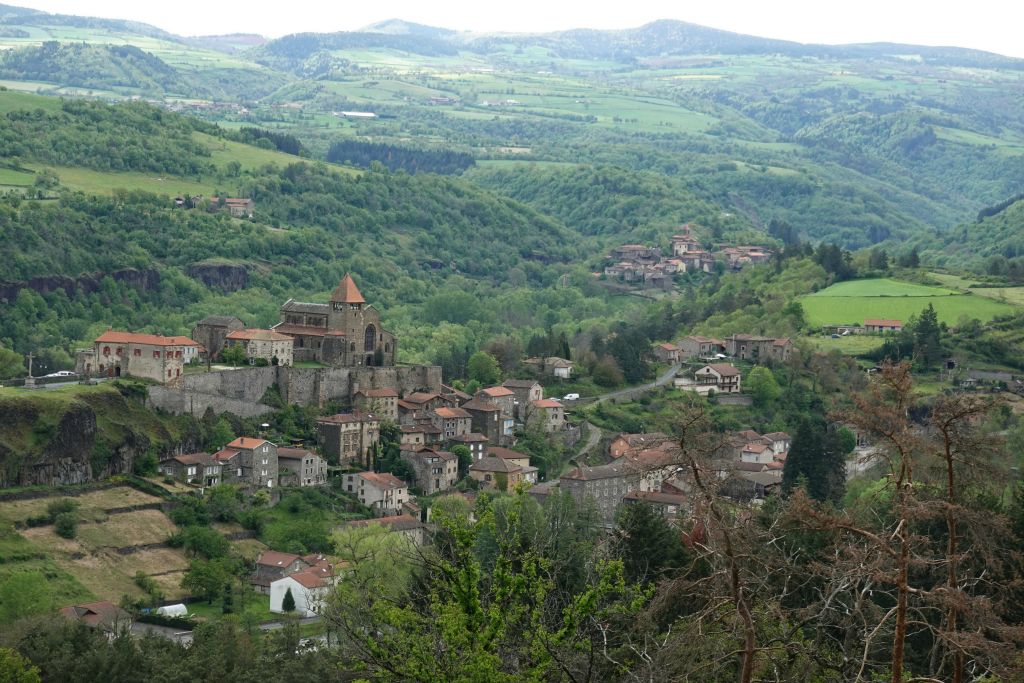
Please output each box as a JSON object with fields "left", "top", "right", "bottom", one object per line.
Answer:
{"left": 603, "top": 226, "right": 773, "bottom": 289}
{"left": 172, "top": 195, "right": 255, "bottom": 218}
{"left": 821, "top": 319, "right": 904, "bottom": 335}
{"left": 656, "top": 334, "right": 794, "bottom": 365}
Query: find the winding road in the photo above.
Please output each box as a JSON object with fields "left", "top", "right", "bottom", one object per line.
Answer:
{"left": 573, "top": 363, "right": 681, "bottom": 458}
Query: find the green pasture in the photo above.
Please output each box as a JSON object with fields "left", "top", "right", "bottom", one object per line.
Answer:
{"left": 806, "top": 278, "right": 959, "bottom": 298}
{"left": 0, "top": 167, "right": 35, "bottom": 186}
{"left": 25, "top": 164, "right": 215, "bottom": 197}
{"left": 801, "top": 294, "right": 1014, "bottom": 326}
{"left": 928, "top": 272, "right": 1024, "bottom": 306}
{"left": 804, "top": 335, "right": 884, "bottom": 356}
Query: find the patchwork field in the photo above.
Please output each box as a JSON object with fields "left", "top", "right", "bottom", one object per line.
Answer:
{"left": 0, "top": 484, "right": 264, "bottom": 621}
{"left": 801, "top": 278, "right": 1018, "bottom": 326}
{"left": 928, "top": 272, "right": 1024, "bottom": 306}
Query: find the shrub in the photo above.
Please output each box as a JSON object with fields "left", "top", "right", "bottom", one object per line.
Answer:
{"left": 53, "top": 512, "right": 77, "bottom": 539}
{"left": 46, "top": 499, "right": 76, "bottom": 520}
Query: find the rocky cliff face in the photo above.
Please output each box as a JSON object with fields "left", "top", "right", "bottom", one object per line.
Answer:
{"left": 186, "top": 262, "right": 248, "bottom": 292}
{"left": 0, "top": 267, "right": 160, "bottom": 303}
{"left": 0, "top": 387, "right": 202, "bottom": 488}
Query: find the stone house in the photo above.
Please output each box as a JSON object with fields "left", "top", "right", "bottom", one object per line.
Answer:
{"left": 441, "top": 384, "right": 472, "bottom": 406}
{"left": 761, "top": 432, "right": 792, "bottom": 456}
{"left": 400, "top": 423, "right": 442, "bottom": 450}
{"left": 476, "top": 386, "right": 516, "bottom": 419}
{"left": 560, "top": 457, "right": 672, "bottom": 524}
{"left": 401, "top": 447, "right": 459, "bottom": 494}
{"left": 462, "top": 398, "right": 514, "bottom": 446}
{"left": 274, "top": 274, "right": 396, "bottom": 367}
{"left": 269, "top": 568, "right": 334, "bottom": 618}
{"left": 316, "top": 412, "right": 381, "bottom": 467}
{"left": 526, "top": 398, "right": 566, "bottom": 434}
{"left": 652, "top": 343, "right": 680, "bottom": 363}
{"left": 159, "top": 452, "right": 220, "bottom": 486}
{"left": 469, "top": 456, "right": 525, "bottom": 490}
{"left": 694, "top": 364, "right": 742, "bottom": 394}
{"left": 210, "top": 197, "right": 255, "bottom": 218}
{"left": 502, "top": 379, "right": 543, "bottom": 420}
{"left": 353, "top": 388, "right": 399, "bottom": 422}
{"left": 488, "top": 447, "right": 538, "bottom": 484}
{"left": 430, "top": 406, "right": 473, "bottom": 440}
{"left": 213, "top": 437, "right": 278, "bottom": 489}
{"left": 724, "top": 335, "right": 793, "bottom": 363}
{"left": 447, "top": 433, "right": 489, "bottom": 461}
{"left": 343, "top": 471, "right": 409, "bottom": 516}
{"left": 671, "top": 228, "right": 700, "bottom": 256}
{"left": 609, "top": 432, "right": 674, "bottom": 459}
{"left": 224, "top": 328, "right": 294, "bottom": 366}
{"left": 76, "top": 331, "right": 199, "bottom": 383}
{"left": 276, "top": 447, "right": 327, "bottom": 487}
{"left": 252, "top": 550, "right": 313, "bottom": 594}
{"left": 523, "top": 356, "right": 574, "bottom": 379}
{"left": 59, "top": 601, "right": 132, "bottom": 635}
{"left": 191, "top": 315, "right": 244, "bottom": 361}
{"left": 676, "top": 335, "right": 726, "bottom": 360}
{"left": 622, "top": 490, "right": 689, "bottom": 518}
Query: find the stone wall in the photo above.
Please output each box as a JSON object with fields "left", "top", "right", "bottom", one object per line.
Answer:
{"left": 146, "top": 364, "right": 442, "bottom": 416}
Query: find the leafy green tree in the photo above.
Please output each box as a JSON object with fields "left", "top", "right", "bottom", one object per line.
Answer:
{"left": 467, "top": 351, "right": 501, "bottom": 386}
{"left": 450, "top": 444, "right": 472, "bottom": 478}
{"left": 204, "top": 417, "right": 235, "bottom": 452}
{"left": 0, "top": 347, "right": 24, "bottom": 380}
{"left": 0, "top": 647, "right": 40, "bottom": 683}
{"left": 181, "top": 558, "right": 236, "bottom": 604}
{"left": 591, "top": 355, "right": 625, "bottom": 387}
{"left": 180, "top": 526, "right": 230, "bottom": 559}
{"left": 282, "top": 587, "right": 296, "bottom": 613}
{"left": 746, "top": 366, "right": 781, "bottom": 407}
{"left": 868, "top": 247, "right": 889, "bottom": 271}
{"left": 220, "top": 344, "right": 247, "bottom": 367}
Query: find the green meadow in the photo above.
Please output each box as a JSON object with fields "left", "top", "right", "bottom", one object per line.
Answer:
{"left": 800, "top": 278, "right": 1018, "bottom": 326}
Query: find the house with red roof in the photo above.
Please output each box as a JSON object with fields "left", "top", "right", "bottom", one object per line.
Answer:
{"left": 526, "top": 398, "right": 566, "bottom": 433}
{"left": 316, "top": 412, "right": 380, "bottom": 467}
{"left": 59, "top": 601, "right": 132, "bottom": 635}
{"left": 353, "top": 388, "right": 399, "bottom": 421}
{"left": 159, "top": 452, "right": 221, "bottom": 486}
{"left": 75, "top": 330, "right": 199, "bottom": 383}
{"left": 224, "top": 328, "right": 294, "bottom": 366}
{"left": 342, "top": 471, "right": 409, "bottom": 516}
{"left": 864, "top": 319, "right": 903, "bottom": 333}
{"left": 213, "top": 437, "right": 278, "bottom": 489}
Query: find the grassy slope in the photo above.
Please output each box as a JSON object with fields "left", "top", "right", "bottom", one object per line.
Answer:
{"left": 800, "top": 278, "right": 1018, "bottom": 326}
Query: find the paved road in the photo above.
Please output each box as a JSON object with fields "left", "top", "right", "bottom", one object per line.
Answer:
{"left": 576, "top": 420, "right": 603, "bottom": 457}
{"left": 592, "top": 363, "right": 681, "bottom": 404}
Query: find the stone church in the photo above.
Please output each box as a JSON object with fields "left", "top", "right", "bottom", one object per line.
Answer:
{"left": 272, "top": 274, "right": 397, "bottom": 367}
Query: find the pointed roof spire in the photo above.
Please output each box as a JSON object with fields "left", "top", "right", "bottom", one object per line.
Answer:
{"left": 331, "top": 273, "right": 366, "bottom": 304}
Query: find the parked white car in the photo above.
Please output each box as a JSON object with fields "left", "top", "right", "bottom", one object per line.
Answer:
{"left": 562, "top": 393, "right": 580, "bottom": 401}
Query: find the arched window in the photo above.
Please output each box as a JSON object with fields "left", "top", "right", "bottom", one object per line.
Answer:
{"left": 364, "top": 324, "right": 376, "bottom": 352}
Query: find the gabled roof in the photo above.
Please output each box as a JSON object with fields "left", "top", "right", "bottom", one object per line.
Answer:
{"left": 59, "top": 601, "right": 130, "bottom": 629}
{"left": 502, "top": 379, "right": 541, "bottom": 389}
{"left": 227, "top": 437, "right": 271, "bottom": 449}
{"left": 704, "top": 363, "right": 740, "bottom": 377}
{"left": 95, "top": 331, "right": 197, "bottom": 347}
{"left": 462, "top": 398, "right": 501, "bottom": 412}
{"left": 433, "top": 406, "right": 471, "bottom": 419}
{"left": 225, "top": 328, "right": 292, "bottom": 342}
{"left": 742, "top": 443, "right": 769, "bottom": 454}
{"left": 286, "top": 569, "right": 328, "bottom": 589}
{"left": 279, "top": 299, "right": 330, "bottom": 315}
{"left": 623, "top": 490, "right": 688, "bottom": 506}
{"left": 331, "top": 274, "right": 365, "bottom": 304}
{"left": 657, "top": 343, "right": 679, "bottom": 351}
{"left": 317, "top": 412, "right": 378, "bottom": 424}
{"left": 357, "top": 471, "right": 407, "bottom": 490}
{"left": 734, "top": 461, "right": 769, "bottom": 472}
{"left": 404, "top": 391, "right": 440, "bottom": 404}
{"left": 736, "top": 429, "right": 762, "bottom": 442}
{"left": 272, "top": 323, "right": 329, "bottom": 337}
{"left": 213, "top": 448, "right": 239, "bottom": 462}
{"left": 532, "top": 399, "right": 563, "bottom": 409}
{"left": 615, "top": 432, "right": 673, "bottom": 448}
{"left": 480, "top": 386, "right": 514, "bottom": 398}
{"left": 470, "top": 456, "right": 522, "bottom": 473}
{"left": 256, "top": 550, "right": 302, "bottom": 568}
{"left": 277, "top": 447, "right": 318, "bottom": 460}
{"left": 561, "top": 461, "right": 630, "bottom": 481}
{"left": 864, "top": 319, "right": 903, "bottom": 327}
{"left": 448, "top": 432, "right": 489, "bottom": 443}
{"left": 762, "top": 432, "right": 791, "bottom": 441}
{"left": 488, "top": 446, "right": 529, "bottom": 461}
{"left": 171, "top": 452, "right": 214, "bottom": 466}
{"left": 196, "top": 315, "right": 243, "bottom": 327}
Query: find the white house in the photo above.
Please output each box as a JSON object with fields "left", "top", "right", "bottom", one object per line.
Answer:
{"left": 269, "top": 568, "right": 333, "bottom": 617}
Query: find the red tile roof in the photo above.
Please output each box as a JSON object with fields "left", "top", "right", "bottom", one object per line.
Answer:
{"left": 272, "top": 324, "right": 329, "bottom": 337}
{"left": 481, "top": 386, "right": 514, "bottom": 398}
{"left": 488, "top": 446, "right": 529, "bottom": 461}
{"left": 357, "top": 471, "right": 407, "bottom": 489}
{"left": 404, "top": 392, "right": 440, "bottom": 404}
{"left": 225, "top": 328, "right": 292, "bottom": 342}
{"left": 865, "top": 319, "right": 903, "bottom": 327}
{"left": 277, "top": 447, "right": 317, "bottom": 460}
{"left": 706, "top": 363, "right": 740, "bottom": 377}
{"left": 357, "top": 388, "right": 399, "bottom": 398}
{"left": 94, "top": 331, "right": 197, "bottom": 347}
{"left": 433, "top": 406, "right": 471, "bottom": 419}
{"left": 287, "top": 569, "right": 327, "bottom": 589}
{"left": 227, "top": 437, "right": 270, "bottom": 449}
{"left": 532, "top": 399, "right": 563, "bottom": 409}
{"left": 171, "top": 452, "right": 214, "bottom": 466}
{"left": 256, "top": 550, "right": 302, "bottom": 568}
{"left": 213, "top": 448, "right": 239, "bottom": 462}
{"left": 331, "top": 274, "right": 365, "bottom": 304}
{"left": 470, "top": 456, "right": 522, "bottom": 473}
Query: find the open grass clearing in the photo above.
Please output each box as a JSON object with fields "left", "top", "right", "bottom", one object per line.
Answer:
{"left": 803, "top": 335, "right": 883, "bottom": 356}
{"left": 74, "top": 508, "right": 177, "bottom": 548}
{"left": 927, "top": 272, "right": 1024, "bottom": 306}
{"left": 25, "top": 163, "right": 215, "bottom": 197}
{"left": 800, "top": 294, "right": 1015, "bottom": 327}
{"left": 807, "top": 278, "right": 959, "bottom": 298}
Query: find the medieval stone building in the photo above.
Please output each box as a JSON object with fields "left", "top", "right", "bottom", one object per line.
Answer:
{"left": 273, "top": 274, "right": 397, "bottom": 367}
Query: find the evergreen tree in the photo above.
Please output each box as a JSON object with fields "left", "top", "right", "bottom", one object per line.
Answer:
{"left": 282, "top": 587, "right": 296, "bottom": 613}
{"left": 913, "top": 303, "right": 942, "bottom": 369}
{"left": 782, "top": 418, "right": 846, "bottom": 504}
{"left": 612, "top": 501, "right": 689, "bottom": 583}
{"left": 221, "top": 582, "right": 234, "bottom": 614}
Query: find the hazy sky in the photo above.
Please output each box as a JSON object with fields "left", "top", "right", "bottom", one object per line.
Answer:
{"left": 18, "top": 0, "right": 1024, "bottom": 58}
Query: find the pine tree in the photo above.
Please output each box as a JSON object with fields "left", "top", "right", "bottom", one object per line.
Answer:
{"left": 782, "top": 418, "right": 846, "bottom": 504}
{"left": 282, "top": 586, "right": 296, "bottom": 613}
{"left": 913, "top": 303, "right": 942, "bottom": 369}
{"left": 221, "top": 582, "right": 234, "bottom": 614}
